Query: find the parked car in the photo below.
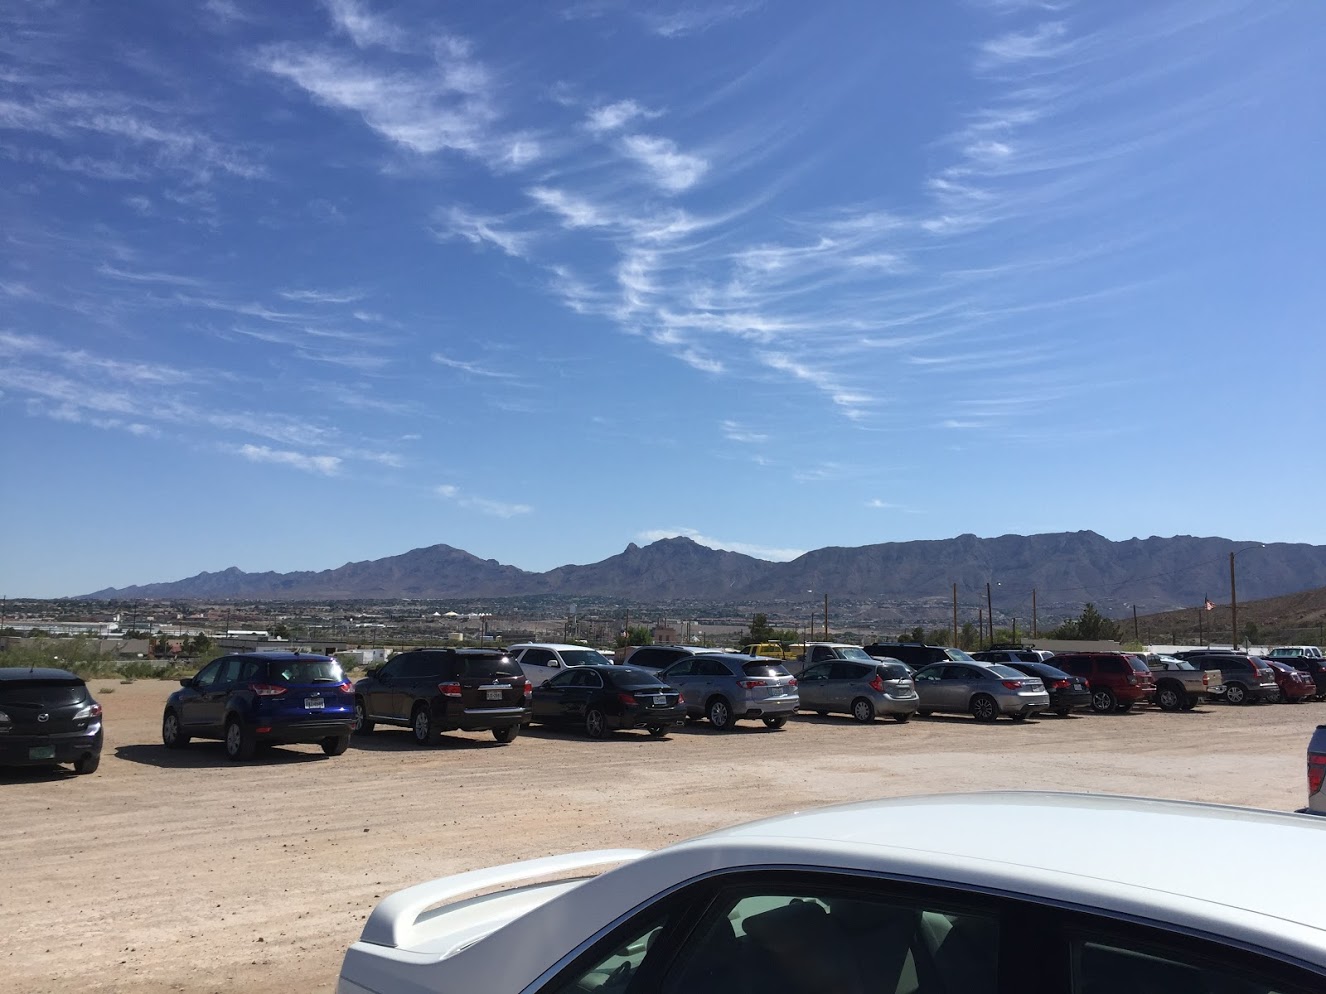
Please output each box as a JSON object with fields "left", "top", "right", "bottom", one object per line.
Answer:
{"left": 740, "top": 642, "right": 801, "bottom": 661}
{"left": 1264, "top": 658, "right": 1317, "bottom": 703}
{"left": 1144, "top": 655, "right": 1210, "bottom": 711}
{"left": 338, "top": 792, "right": 1326, "bottom": 994}
{"left": 973, "top": 645, "right": 1056, "bottom": 664}
{"left": 1269, "top": 645, "right": 1325, "bottom": 661}
{"left": 0, "top": 667, "right": 103, "bottom": 775}
{"left": 529, "top": 664, "right": 684, "bottom": 738}
{"left": 1050, "top": 652, "right": 1156, "bottom": 713}
{"left": 912, "top": 661, "right": 1049, "bottom": 722}
{"left": 863, "top": 642, "right": 979, "bottom": 670}
{"left": 507, "top": 643, "right": 614, "bottom": 687}
{"left": 618, "top": 645, "right": 710, "bottom": 671}
{"left": 660, "top": 653, "right": 798, "bottom": 730}
{"left": 997, "top": 660, "right": 1091, "bottom": 716}
{"left": 1196, "top": 653, "right": 1280, "bottom": 705}
{"left": 163, "top": 651, "right": 354, "bottom": 760}
{"left": 793, "top": 642, "right": 886, "bottom": 677}
{"left": 796, "top": 658, "right": 918, "bottom": 723}
{"left": 1308, "top": 725, "right": 1326, "bottom": 815}
{"left": 352, "top": 648, "right": 529, "bottom": 745}
{"left": 1270, "top": 654, "right": 1326, "bottom": 700}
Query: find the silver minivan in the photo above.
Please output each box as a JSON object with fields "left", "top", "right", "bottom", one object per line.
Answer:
{"left": 797, "top": 659, "right": 918, "bottom": 723}
{"left": 913, "top": 661, "right": 1049, "bottom": 722}
{"left": 661, "top": 653, "right": 799, "bottom": 731}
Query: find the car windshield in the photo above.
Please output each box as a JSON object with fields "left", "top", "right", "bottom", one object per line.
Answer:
{"left": 985, "top": 664, "right": 1026, "bottom": 679}
{"left": 560, "top": 649, "right": 611, "bottom": 666}
{"left": 269, "top": 659, "right": 345, "bottom": 684}
{"left": 837, "top": 647, "right": 874, "bottom": 662}
{"left": 877, "top": 662, "right": 912, "bottom": 680}
{"left": 944, "top": 649, "right": 977, "bottom": 662}
{"left": 0, "top": 679, "right": 88, "bottom": 706}
{"left": 742, "top": 661, "right": 790, "bottom": 678}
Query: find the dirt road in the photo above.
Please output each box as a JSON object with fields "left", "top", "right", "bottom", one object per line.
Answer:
{"left": 2, "top": 680, "right": 1319, "bottom": 994}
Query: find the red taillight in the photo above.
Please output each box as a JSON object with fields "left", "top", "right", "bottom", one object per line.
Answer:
{"left": 1001, "top": 680, "right": 1024, "bottom": 690}
{"left": 788, "top": 678, "right": 797, "bottom": 689}
{"left": 1309, "top": 755, "right": 1326, "bottom": 795}
{"left": 1202, "top": 673, "right": 1209, "bottom": 685}
{"left": 1051, "top": 679, "right": 1070, "bottom": 690}
{"left": 250, "top": 684, "right": 287, "bottom": 697}
{"left": 336, "top": 681, "right": 353, "bottom": 694}
{"left": 739, "top": 680, "right": 768, "bottom": 690}
{"left": 617, "top": 692, "right": 637, "bottom": 706}
{"left": 438, "top": 681, "right": 462, "bottom": 697}
{"left": 869, "top": 675, "right": 885, "bottom": 692}
{"left": 678, "top": 692, "right": 686, "bottom": 704}
{"left": 523, "top": 680, "right": 532, "bottom": 697}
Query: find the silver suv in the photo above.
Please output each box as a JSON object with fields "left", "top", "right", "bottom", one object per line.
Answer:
{"left": 797, "top": 658, "right": 918, "bottom": 723}
{"left": 660, "top": 653, "right": 798, "bottom": 731}
{"left": 913, "top": 661, "right": 1049, "bottom": 722}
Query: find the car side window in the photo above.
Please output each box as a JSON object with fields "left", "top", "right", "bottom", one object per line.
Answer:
{"left": 581, "top": 670, "right": 604, "bottom": 689}
{"left": 193, "top": 659, "right": 223, "bottom": 689}
{"left": 546, "top": 670, "right": 576, "bottom": 688}
{"left": 699, "top": 659, "right": 730, "bottom": 677}
{"left": 237, "top": 659, "right": 263, "bottom": 683}
{"left": 523, "top": 648, "right": 554, "bottom": 667}
{"left": 379, "top": 654, "right": 407, "bottom": 679}
{"left": 829, "top": 662, "right": 862, "bottom": 681}
{"left": 1069, "top": 933, "right": 1312, "bottom": 994}
{"left": 801, "top": 664, "right": 831, "bottom": 681}
{"left": 629, "top": 649, "right": 658, "bottom": 668}
{"left": 216, "top": 657, "right": 245, "bottom": 686}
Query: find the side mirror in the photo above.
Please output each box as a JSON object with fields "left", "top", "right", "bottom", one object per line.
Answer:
{"left": 548, "top": 660, "right": 560, "bottom": 667}
{"left": 179, "top": 678, "right": 194, "bottom": 688}
{"left": 365, "top": 667, "right": 380, "bottom": 678}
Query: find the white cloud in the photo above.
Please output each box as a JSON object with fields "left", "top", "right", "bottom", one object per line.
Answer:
{"left": 619, "top": 134, "right": 707, "bottom": 192}
{"left": 527, "top": 186, "right": 613, "bottom": 228}
{"left": 431, "top": 353, "right": 516, "bottom": 378}
{"left": 279, "top": 287, "right": 363, "bottom": 304}
{"left": 585, "top": 99, "right": 653, "bottom": 133}
{"left": 636, "top": 527, "right": 804, "bottom": 562}
{"left": 978, "top": 21, "right": 1074, "bottom": 68}
{"left": 642, "top": 3, "right": 762, "bottom": 38}
{"left": 435, "top": 484, "right": 531, "bottom": 518}
{"left": 436, "top": 206, "right": 530, "bottom": 257}
{"left": 721, "top": 420, "right": 768, "bottom": 444}
{"left": 324, "top": 0, "right": 410, "bottom": 51}
{"left": 236, "top": 444, "right": 341, "bottom": 475}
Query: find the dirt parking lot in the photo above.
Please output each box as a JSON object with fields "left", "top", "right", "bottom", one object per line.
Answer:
{"left": 2, "top": 679, "right": 1321, "bottom": 994}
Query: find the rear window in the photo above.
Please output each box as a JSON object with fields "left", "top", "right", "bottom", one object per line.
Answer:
{"left": 742, "top": 661, "right": 790, "bottom": 678}
{"left": 985, "top": 664, "right": 1025, "bottom": 679}
{"left": 456, "top": 654, "right": 522, "bottom": 678}
{"left": 613, "top": 671, "right": 667, "bottom": 690}
{"left": 0, "top": 679, "right": 89, "bottom": 706}
{"left": 267, "top": 659, "right": 345, "bottom": 684}
{"left": 943, "top": 648, "right": 977, "bottom": 662}
{"left": 876, "top": 662, "right": 912, "bottom": 680}
{"left": 1126, "top": 656, "right": 1151, "bottom": 674}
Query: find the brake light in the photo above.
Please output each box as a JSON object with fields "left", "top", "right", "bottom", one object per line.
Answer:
{"left": 1202, "top": 673, "right": 1209, "bottom": 685}
{"left": 1309, "top": 755, "right": 1326, "bottom": 795}
{"left": 74, "top": 702, "right": 104, "bottom": 719}
{"left": 869, "top": 675, "right": 885, "bottom": 692}
{"left": 523, "top": 680, "right": 532, "bottom": 697}
{"left": 1051, "top": 679, "right": 1070, "bottom": 690}
{"left": 788, "top": 678, "right": 797, "bottom": 689}
{"left": 438, "top": 681, "right": 462, "bottom": 698}
{"left": 1001, "top": 680, "right": 1024, "bottom": 690}
{"left": 250, "top": 684, "right": 287, "bottom": 697}
{"left": 739, "top": 680, "right": 768, "bottom": 689}
{"left": 617, "top": 692, "right": 637, "bottom": 706}
{"left": 678, "top": 692, "right": 686, "bottom": 704}
{"left": 336, "top": 681, "right": 353, "bottom": 694}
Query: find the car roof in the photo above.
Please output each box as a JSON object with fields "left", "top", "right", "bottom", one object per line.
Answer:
{"left": 0, "top": 666, "right": 82, "bottom": 681}
{"left": 508, "top": 643, "right": 605, "bottom": 652}
{"left": 235, "top": 651, "right": 334, "bottom": 661}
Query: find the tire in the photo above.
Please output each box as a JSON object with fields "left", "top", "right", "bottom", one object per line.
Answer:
{"left": 850, "top": 698, "right": 876, "bottom": 724}
{"left": 321, "top": 734, "right": 349, "bottom": 756}
{"left": 1115, "top": 701, "right": 1134, "bottom": 713}
{"left": 1181, "top": 698, "right": 1198, "bottom": 711}
{"left": 1156, "top": 685, "right": 1183, "bottom": 712}
{"left": 224, "top": 718, "right": 256, "bottom": 761}
{"left": 353, "top": 697, "right": 374, "bottom": 735}
{"left": 1010, "top": 712, "right": 1029, "bottom": 722}
{"left": 73, "top": 752, "right": 100, "bottom": 775}
{"left": 1225, "top": 682, "right": 1247, "bottom": 705}
{"left": 893, "top": 712, "right": 912, "bottom": 723}
{"left": 970, "top": 694, "right": 998, "bottom": 723}
{"left": 647, "top": 725, "right": 668, "bottom": 738}
{"left": 816, "top": 711, "right": 829, "bottom": 717}
{"left": 762, "top": 715, "right": 788, "bottom": 729}
{"left": 411, "top": 704, "right": 440, "bottom": 745}
{"left": 917, "top": 710, "right": 932, "bottom": 717}
{"left": 1090, "top": 688, "right": 1117, "bottom": 714}
{"left": 492, "top": 724, "right": 519, "bottom": 744}
{"left": 584, "top": 707, "right": 608, "bottom": 739}
{"left": 1055, "top": 708, "right": 1072, "bottom": 717}
{"left": 706, "top": 697, "right": 734, "bottom": 731}
{"left": 162, "top": 709, "right": 189, "bottom": 749}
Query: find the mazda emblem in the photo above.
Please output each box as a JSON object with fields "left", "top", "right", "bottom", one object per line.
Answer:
{"left": 37, "top": 713, "right": 50, "bottom": 722}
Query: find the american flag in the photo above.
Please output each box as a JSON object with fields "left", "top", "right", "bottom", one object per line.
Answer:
{"left": 1204, "top": 597, "right": 1215, "bottom": 612}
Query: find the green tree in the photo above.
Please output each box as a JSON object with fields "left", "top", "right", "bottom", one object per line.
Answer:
{"left": 187, "top": 633, "right": 215, "bottom": 657}
{"left": 270, "top": 622, "right": 291, "bottom": 639}
{"left": 958, "top": 622, "right": 978, "bottom": 650}
{"left": 1050, "top": 603, "right": 1121, "bottom": 641}
{"left": 616, "top": 625, "right": 653, "bottom": 648}
{"left": 747, "top": 613, "right": 774, "bottom": 643}
{"left": 1243, "top": 621, "right": 1260, "bottom": 644}
{"left": 926, "top": 628, "right": 952, "bottom": 646}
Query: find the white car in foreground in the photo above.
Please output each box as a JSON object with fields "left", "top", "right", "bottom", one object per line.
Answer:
{"left": 339, "top": 792, "right": 1326, "bottom": 994}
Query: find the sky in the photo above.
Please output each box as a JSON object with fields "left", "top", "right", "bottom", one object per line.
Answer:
{"left": 2, "top": 0, "right": 1325, "bottom": 598}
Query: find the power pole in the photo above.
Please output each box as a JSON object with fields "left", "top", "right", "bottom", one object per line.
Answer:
{"left": 1133, "top": 604, "right": 1140, "bottom": 643}
{"left": 951, "top": 583, "right": 958, "bottom": 646}
{"left": 985, "top": 583, "right": 994, "bottom": 647}
{"left": 1012, "top": 617, "right": 1018, "bottom": 643}
{"left": 1198, "top": 606, "right": 1204, "bottom": 645}
{"left": 1230, "top": 552, "right": 1238, "bottom": 651}
{"left": 978, "top": 608, "right": 983, "bottom": 646}
{"left": 823, "top": 593, "right": 829, "bottom": 640}
{"left": 1032, "top": 588, "right": 1037, "bottom": 638}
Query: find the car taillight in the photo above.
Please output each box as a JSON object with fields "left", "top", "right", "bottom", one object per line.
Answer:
{"left": 618, "top": 692, "right": 637, "bottom": 706}
{"left": 438, "top": 681, "right": 462, "bottom": 697}
{"left": 1309, "top": 755, "right": 1326, "bottom": 795}
{"left": 336, "top": 681, "right": 353, "bottom": 694}
{"left": 250, "top": 684, "right": 287, "bottom": 697}
{"left": 1051, "top": 679, "right": 1070, "bottom": 690}
{"left": 788, "top": 678, "right": 797, "bottom": 689}
{"left": 74, "top": 702, "right": 103, "bottom": 719}
{"left": 523, "top": 680, "right": 532, "bottom": 697}
{"left": 740, "top": 680, "right": 768, "bottom": 689}
{"left": 1202, "top": 673, "right": 1209, "bottom": 685}
{"left": 869, "top": 675, "right": 885, "bottom": 692}
{"left": 1001, "top": 680, "right": 1024, "bottom": 690}
{"left": 677, "top": 692, "right": 686, "bottom": 704}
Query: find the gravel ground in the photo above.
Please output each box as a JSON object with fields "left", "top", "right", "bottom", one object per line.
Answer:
{"left": 2, "top": 680, "right": 1320, "bottom": 994}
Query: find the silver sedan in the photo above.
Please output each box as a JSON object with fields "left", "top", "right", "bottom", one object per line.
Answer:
{"left": 913, "top": 662, "right": 1049, "bottom": 722}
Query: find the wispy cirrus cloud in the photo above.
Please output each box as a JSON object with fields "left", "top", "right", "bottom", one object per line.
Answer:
{"left": 435, "top": 484, "right": 531, "bottom": 518}
{"left": 619, "top": 134, "right": 707, "bottom": 192}
{"left": 434, "top": 206, "right": 532, "bottom": 257}
{"left": 636, "top": 527, "right": 803, "bottom": 562}
{"left": 431, "top": 353, "right": 516, "bottom": 378}
{"left": 721, "top": 420, "right": 768, "bottom": 444}
{"left": 236, "top": 444, "right": 342, "bottom": 475}
{"left": 584, "top": 99, "right": 656, "bottom": 134}
{"left": 279, "top": 287, "right": 364, "bottom": 304}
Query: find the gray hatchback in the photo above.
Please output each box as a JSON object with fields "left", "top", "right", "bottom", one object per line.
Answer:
{"left": 913, "top": 661, "right": 1049, "bottom": 722}
{"left": 661, "top": 653, "right": 799, "bottom": 730}
{"left": 797, "top": 659, "right": 918, "bottom": 723}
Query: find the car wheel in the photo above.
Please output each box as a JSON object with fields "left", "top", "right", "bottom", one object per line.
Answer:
{"left": 584, "top": 707, "right": 608, "bottom": 739}
{"left": 815, "top": 710, "right": 829, "bottom": 717}
{"left": 1090, "top": 688, "right": 1117, "bottom": 713}
{"left": 1156, "top": 685, "right": 1183, "bottom": 712}
{"left": 321, "top": 734, "right": 349, "bottom": 756}
{"left": 161, "top": 709, "right": 189, "bottom": 749}
{"left": 492, "top": 724, "right": 519, "bottom": 744}
{"left": 73, "top": 752, "right": 100, "bottom": 775}
{"left": 762, "top": 715, "right": 788, "bottom": 729}
{"left": 353, "top": 698, "right": 374, "bottom": 735}
{"left": 706, "top": 697, "right": 734, "bottom": 731}
{"left": 850, "top": 698, "right": 875, "bottom": 723}
{"left": 1181, "top": 698, "right": 1198, "bottom": 711}
{"left": 1055, "top": 707, "right": 1072, "bottom": 717}
{"left": 917, "top": 710, "right": 932, "bottom": 717}
{"left": 1010, "top": 712, "right": 1029, "bottom": 722}
{"left": 970, "top": 694, "right": 998, "bottom": 723}
{"left": 1225, "top": 682, "right": 1247, "bottom": 705}
{"left": 1115, "top": 701, "right": 1134, "bottom": 713}
{"left": 412, "top": 704, "right": 440, "bottom": 745}
{"left": 224, "top": 718, "right": 256, "bottom": 761}
{"left": 647, "top": 724, "right": 668, "bottom": 738}
{"left": 893, "top": 711, "right": 912, "bottom": 723}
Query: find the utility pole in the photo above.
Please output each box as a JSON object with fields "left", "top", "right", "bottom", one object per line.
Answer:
{"left": 1032, "top": 588, "right": 1037, "bottom": 638}
{"left": 951, "top": 583, "right": 958, "bottom": 647}
{"left": 823, "top": 593, "right": 829, "bottom": 640}
{"left": 1198, "top": 606, "right": 1204, "bottom": 645}
{"left": 809, "top": 611, "right": 815, "bottom": 642}
{"left": 978, "top": 608, "right": 983, "bottom": 646}
{"left": 1133, "top": 604, "right": 1140, "bottom": 643}
{"left": 986, "top": 583, "right": 994, "bottom": 647}
{"left": 1230, "top": 552, "right": 1238, "bottom": 651}
{"left": 1012, "top": 617, "right": 1017, "bottom": 643}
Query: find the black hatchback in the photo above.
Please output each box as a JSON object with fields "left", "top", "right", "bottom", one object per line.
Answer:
{"left": 999, "top": 661, "right": 1092, "bottom": 716}
{"left": 353, "top": 648, "right": 530, "bottom": 745}
{"left": 530, "top": 664, "right": 684, "bottom": 738}
{"left": 0, "top": 667, "right": 104, "bottom": 774}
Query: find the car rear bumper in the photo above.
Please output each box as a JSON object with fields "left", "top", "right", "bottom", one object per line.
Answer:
{"left": 256, "top": 720, "right": 354, "bottom": 743}
{"left": 0, "top": 726, "right": 103, "bottom": 765}
{"left": 999, "top": 693, "right": 1050, "bottom": 714}
{"left": 1049, "top": 691, "right": 1093, "bottom": 710}
{"left": 613, "top": 705, "right": 685, "bottom": 729}
{"left": 874, "top": 693, "right": 919, "bottom": 714}
{"left": 445, "top": 707, "right": 529, "bottom": 731}
{"left": 738, "top": 695, "right": 799, "bottom": 718}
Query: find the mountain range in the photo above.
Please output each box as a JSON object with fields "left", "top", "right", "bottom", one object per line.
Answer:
{"left": 79, "top": 531, "right": 1326, "bottom": 615}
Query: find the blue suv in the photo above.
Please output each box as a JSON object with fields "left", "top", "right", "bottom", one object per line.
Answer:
{"left": 162, "top": 652, "right": 355, "bottom": 761}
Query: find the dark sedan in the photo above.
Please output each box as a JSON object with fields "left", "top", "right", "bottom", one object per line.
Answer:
{"left": 0, "top": 667, "right": 103, "bottom": 774}
{"left": 530, "top": 664, "right": 684, "bottom": 739}
{"left": 1001, "top": 660, "right": 1092, "bottom": 716}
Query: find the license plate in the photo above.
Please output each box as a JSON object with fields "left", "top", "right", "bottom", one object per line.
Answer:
{"left": 28, "top": 745, "right": 55, "bottom": 760}
{"left": 304, "top": 697, "right": 324, "bottom": 709}
{"left": 486, "top": 690, "right": 503, "bottom": 700}
{"left": 652, "top": 696, "right": 666, "bottom": 706}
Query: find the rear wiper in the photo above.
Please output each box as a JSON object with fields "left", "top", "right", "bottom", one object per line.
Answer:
{"left": 310, "top": 677, "right": 342, "bottom": 683}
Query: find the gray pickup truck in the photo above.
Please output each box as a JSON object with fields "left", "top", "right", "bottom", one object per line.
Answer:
{"left": 1145, "top": 655, "right": 1217, "bottom": 711}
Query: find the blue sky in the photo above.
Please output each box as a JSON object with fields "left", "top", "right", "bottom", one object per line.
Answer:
{"left": 2, "top": 0, "right": 1324, "bottom": 597}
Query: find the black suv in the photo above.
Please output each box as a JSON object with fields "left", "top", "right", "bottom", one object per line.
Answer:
{"left": 353, "top": 648, "right": 530, "bottom": 745}
{"left": 863, "top": 643, "right": 975, "bottom": 670}
{"left": 0, "top": 667, "right": 103, "bottom": 775}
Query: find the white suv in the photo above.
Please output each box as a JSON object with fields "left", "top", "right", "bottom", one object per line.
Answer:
{"left": 506, "top": 643, "right": 614, "bottom": 687}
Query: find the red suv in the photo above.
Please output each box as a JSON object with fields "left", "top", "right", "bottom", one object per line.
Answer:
{"left": 1051, "top": 652, "right": 1156, "bottom": 713}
